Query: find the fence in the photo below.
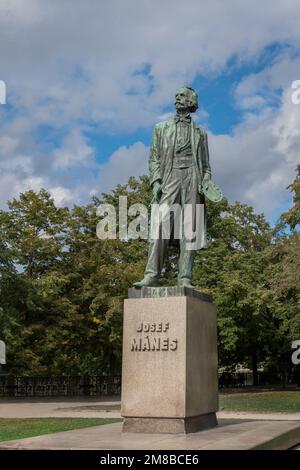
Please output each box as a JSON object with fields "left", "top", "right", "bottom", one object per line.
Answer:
{"left": 0, "top": 375, "right": 121, "bottom": 398}
{"left": 218, "top": 372, "right": 256, "bottom": 388}
{"left": 0, "top": 371, "right": 292, "bottom": 397}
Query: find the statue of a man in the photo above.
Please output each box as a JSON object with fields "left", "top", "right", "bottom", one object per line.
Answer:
{"left": 134, "top": 86, "right": 220, "bottom": 288}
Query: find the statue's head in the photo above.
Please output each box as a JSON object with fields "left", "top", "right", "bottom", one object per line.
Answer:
{"left": 175, "top": 87, "right": 198, "bottom": 113}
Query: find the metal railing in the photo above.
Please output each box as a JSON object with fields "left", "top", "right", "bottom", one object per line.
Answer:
{"left": 0, "top": 375, "right": 121, "bottom": 397}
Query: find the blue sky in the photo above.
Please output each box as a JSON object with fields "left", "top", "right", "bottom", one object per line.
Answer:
{"left": 87, "top": 42, "right": 286, "bottom": 161}
{"left": 0, "top": 0, "right": 299, "bottom": 225}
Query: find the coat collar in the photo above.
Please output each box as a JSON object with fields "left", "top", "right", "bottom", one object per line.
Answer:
{"left": 174, "top": 112, "right": 191, "bottom": 124}
{"left": 164, "top": 118, "right": 201, "bottom": 149}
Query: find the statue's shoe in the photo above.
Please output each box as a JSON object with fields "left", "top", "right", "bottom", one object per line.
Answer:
{"left": 133, "top": 276, "right": 159, "bottom": 288}
{"left": 177, "top": 278, "right": 193, "bottom": 288}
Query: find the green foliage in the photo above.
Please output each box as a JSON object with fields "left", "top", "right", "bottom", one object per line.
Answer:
{"left": 0, "top": 171, "right": 299, "bottom": 379}
{"left": 281, "top": 165, "right": 300, "bottom": 229}
{"left": 193, "top": 198, "right": 276, "bottom": 381}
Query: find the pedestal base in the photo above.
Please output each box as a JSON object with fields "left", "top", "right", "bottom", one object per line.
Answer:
{"left": 123, "top": 412, "right": 218, "bottom": 434}
{"left": 121, "top": 286, "right": 218, "bottom": 434}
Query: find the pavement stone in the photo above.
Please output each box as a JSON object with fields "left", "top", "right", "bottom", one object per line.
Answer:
{"left": 1, "top": 419, "right": 300, "bottom": 450}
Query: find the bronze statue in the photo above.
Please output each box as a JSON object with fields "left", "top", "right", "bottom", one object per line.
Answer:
{"left": 134, "top": 87, "right": 222, "bottom": 288}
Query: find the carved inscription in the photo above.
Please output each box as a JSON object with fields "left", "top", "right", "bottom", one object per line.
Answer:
{"left": 131, "top": 321, "right": 178, "bottom": 352}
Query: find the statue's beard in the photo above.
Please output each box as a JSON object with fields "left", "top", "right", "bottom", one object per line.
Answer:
{"left": 175, "top": 101, "right": 190, "bottom": 113}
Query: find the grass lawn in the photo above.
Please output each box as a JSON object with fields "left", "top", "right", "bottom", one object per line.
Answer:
{"left": 0, "top": 417, "right": 121, "bottom": 442}
{"left": 219, "top": 391, "right": 300, "bottom": 413}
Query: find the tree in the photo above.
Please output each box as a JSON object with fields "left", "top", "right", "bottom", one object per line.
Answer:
{"left": 192, "top": 198, "right": 276, "bottom": 383}
{"left": 261, "top": 166, "right": 300, "bottom": 385}
{"left": 0, "top": 179, "right": 152, "bottom": 375}
{"left": 281, "top": 165, "right": 300, "bottom": 230}
{"left": 0, "top": 171, "right": 298, "bottom": 382}
{"left": 0, "top": 189, "right": 69, "bottom": 278}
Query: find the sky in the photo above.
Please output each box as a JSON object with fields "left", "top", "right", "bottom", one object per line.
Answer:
{"left": 0, "top": 0, "right": 300, "bottom": 225}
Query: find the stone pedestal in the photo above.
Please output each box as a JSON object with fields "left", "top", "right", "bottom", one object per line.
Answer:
{"left": 121, "top": 286, "right": 218, "bottom": 434}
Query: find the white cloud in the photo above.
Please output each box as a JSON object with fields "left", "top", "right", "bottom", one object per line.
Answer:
{"left": 98, "top": 142, "right": 148, "bottom": 194}
{"left": 96, "top": 82, "right": 299, "bottom": 220}
{"left": 1, "top": 0, "right": 300, "bottom": 131}
{"left": 49, "top": 186, "right": 74, "bottom": 206}
{"left": 0, "top": 0, "right": 300, "bottom": 218}
{"left": 210, "top": 85, "right": 299, "bottom": 216}
{"left": 0, "top": 135, "right": 19, "bottom": 156}
{"left": 0, "top": 173, "right": 46, "bottom": 209}
{"left": 53, "top": 128, "right": 95, "bottom": 169}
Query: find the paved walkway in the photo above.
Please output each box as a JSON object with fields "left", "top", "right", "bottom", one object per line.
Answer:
{"left": 1, "top": 399, "right": 300, "bottom": 421}
{"left": 1, "top": 420, "right": 300, "bottom": 450}
{"left": 1, "top": 400, "right": 300, "bottom": 450}
{"left": 0, "top": 398, "right": 121, "bottom": 419}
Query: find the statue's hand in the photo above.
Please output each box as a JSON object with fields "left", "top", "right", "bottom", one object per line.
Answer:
{"left": 199, "top": 173, "right": 211, "bottom": 194}
{"left": 152, "top": 180, "right": 162, "bottom": 201}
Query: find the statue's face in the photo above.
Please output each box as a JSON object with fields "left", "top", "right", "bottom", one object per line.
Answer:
{"left": 175, "top": 88, "right": 192, "bottom": 112}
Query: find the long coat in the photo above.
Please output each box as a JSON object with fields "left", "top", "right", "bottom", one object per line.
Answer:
{"left": 148, "top": 118, "right": 211, "bottom": 248}
{"left": 149, "top": 118, "right": 211, "bottom": 189}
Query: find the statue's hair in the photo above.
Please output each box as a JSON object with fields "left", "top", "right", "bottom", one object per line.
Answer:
{"left": 176, "top": 86, "right": 198, "bottom": 113}
{"left": 184, "top": 87, "right": 198, "bottom": 113}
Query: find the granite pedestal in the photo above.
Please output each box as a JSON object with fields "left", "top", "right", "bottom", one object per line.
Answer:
{"left": 121, "top": 286, "right": 218, "bottom": 433}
